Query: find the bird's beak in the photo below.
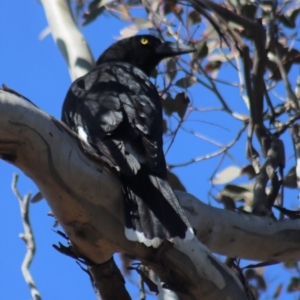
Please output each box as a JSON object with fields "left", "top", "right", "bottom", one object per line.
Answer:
{"left": 156, "top": 41, "right": 196, "bottom": 56}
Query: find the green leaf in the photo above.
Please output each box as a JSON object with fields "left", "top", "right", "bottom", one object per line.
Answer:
{"left": 244, "top": 269, "right": 266, "bottom": 290}
{"left": 244, "top": 269, "right": 256, "bottom": 279}
{"left": 174, "top": 92, "right": 189, "bottom": 119}
{"left": 188, "top": 10, "right": 201, "bottom": 26}
{"left": 150, "top": 68, "right": 158, "bottom": 78}
{"left": 175, "top": 76, "right": 196, "bottom": 88}
{"left": 109, "top": 4, "right": 130, "bottom": 21}
{"left": 287, "top": 277, "right": 300, "bottom": 292}
{"left": 133, "top": 18, "right": 153, "bottom": 29}
{"left": 205, "top": 61, "right": 222, "bottom": 73}
{"left": 100, "top": 0, "right": 114, "bottom": 5}
{"left": 167, "top": 170, "right": 186, "bottom": 192}
{"left": 218, "top": 195, "right": 236, "bottom": 210}
{"left": 164, "top": 2, "right": 176, "bottom": 15}
{"left": 284, "top": 261, "right": 298, "bottom": 269}
{"left": 164, "top": 2, "right": 183, "bottom": 18}
{"left": 284, "top": 167, "right": 297, "bottom": 189}
{"left": 31, "top": 191, "right": 43, "bottom": 203}
{"left": 280, "top": 7, "right": 300, "bottom": 28}
{"left": 240, "top": 4, "right": 257, "bottom": 19}
{"left": 204, "top": 22, "right": 221, "bottom": 40}
{"left": 259, "top": 0, "right": 273, "bottom": 11}
{"left": 256, "top": 274, "right": 267, "bottom": 290}
{"left": 272, "top": 283, "right": 283, "bottom": 299}
{"left": 162, "top": 119, "right": 167, "bottom": 133}
{"left": 120, "top": 25, "right": 139, "bottom": 38}
{"left": 224, "top": 185, "right": 249, "bottom": 194}
{"left": 82, "top": 0, "right": 114, "bottom": 26}
{"left": 163, "top": 93, "right": 177, "bottom": 116}
{"left": 213, "top": 166, "right": 241, "bottom": 184}
{"left": 82, "top": 2, "right": 105, "bottom": 26}
{"left": 287, "top": 48, "right": 300, "bottom": 64}
{"left": 279, "top": 15, "right": 294, "bottom": 28}
{"left": 194, "top": 40, "right": 208, "bottom": 59}
{"left": 166, "top": 58, "right": 177, "bottom": 81}
{"left": 240, "top": 165, "right": 256, "bottom": 179}
{"left": 162, "top": 92, "right": 190, "bottom": 119}
{"left": 221, "top": 184, "right": 254, "bottom": 202}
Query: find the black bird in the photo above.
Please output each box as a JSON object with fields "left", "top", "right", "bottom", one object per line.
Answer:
{"left": 62, "top": 35, "right": 195, "bottom": 248}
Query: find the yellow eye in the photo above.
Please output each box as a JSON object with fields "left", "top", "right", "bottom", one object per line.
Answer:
{"left": 140, "top": 38, "right": 149, "bottom": 45}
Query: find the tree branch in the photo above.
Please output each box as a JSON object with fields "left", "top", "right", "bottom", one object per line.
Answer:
{"left": 88, "top": 257, "right": 131, "bottom": 300}
{"left": 1, "top": 90, "right": 300, "bottom": 298}
{"left": 0, "top": 90, "right": 248, "bottom": 299}
{"left": 11, "top": 174, "right": 41, "bottom": 300}
{"left": 40, "top": 0, "right": 94, "bottom": 80}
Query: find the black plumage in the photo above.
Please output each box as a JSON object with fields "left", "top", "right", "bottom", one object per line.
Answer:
{"left": 62, "top": 35, "right": 195, "bottom": 247}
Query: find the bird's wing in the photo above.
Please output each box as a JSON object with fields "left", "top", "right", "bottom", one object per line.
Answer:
{"left": 62, "top": 62, "right": 165, "bottom": 176}
{"left": 116, "top": 64, "right": 167, "bottom": 176}
{"left": 62, "top": 63, "right": 137, "bottom": 175}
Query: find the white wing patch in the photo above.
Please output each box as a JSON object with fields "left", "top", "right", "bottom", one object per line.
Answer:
{"left": 125, "top": 227, "right": 194, "bottom": 248}
{"left": 125, "top": 228, "right": 163, "bottom": 248}
{"left": 77, "top": 126, "right": 89, "bottom": 143}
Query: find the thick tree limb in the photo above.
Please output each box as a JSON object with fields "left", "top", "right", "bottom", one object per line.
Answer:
{"left": 1, "top": 90, "right": 300, "bottom": 298}
{"left": 0, "top": 90, "right": 247, "bottom": 299}
{"left": 40, "top": 0, "right": 94, "bottom": 80}
{"left": 179, "top": 190, "right": 300, "bottom": 261}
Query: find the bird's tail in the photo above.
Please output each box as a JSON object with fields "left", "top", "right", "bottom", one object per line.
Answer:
{"left": 121, "top": 168, "right": 194, "bottom": 248}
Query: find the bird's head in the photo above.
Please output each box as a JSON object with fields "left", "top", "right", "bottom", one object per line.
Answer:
{"left": 96, "top": 35, "right": 196, "bottom": 76}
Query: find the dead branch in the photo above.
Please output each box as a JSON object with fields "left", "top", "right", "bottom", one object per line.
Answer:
{"left": 11, "top": 174, "right": 41, "bottom": 300}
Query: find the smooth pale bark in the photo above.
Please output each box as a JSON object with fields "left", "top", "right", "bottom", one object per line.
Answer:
{"left": 1, "top": 90, "right": 300, "bottom": 298}
{"left": 179, "top": 191, "right": 300, "bottom": 261}
{"left": 40, "top": 0, "right": 94, "bottom": 80}
{"left": 1, "top": 90, "right": 251, "bottom": 299}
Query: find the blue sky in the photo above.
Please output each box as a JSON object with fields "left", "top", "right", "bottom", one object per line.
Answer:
{"left": 0, "top": 1, "right": 299, "bottom": 299}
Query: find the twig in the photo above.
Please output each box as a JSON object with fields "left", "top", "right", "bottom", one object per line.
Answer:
{"left": 276, "top": 115, "right": 300, "bottom": 136}
{"left": 268, "top": 52, "right": 299, "bottom": 109}
{"left": 290, "top": 124, "right": 300, "bottom": 193}
{"left": 139, "top": 266, "right": 146, "bottom": 300}
{"left": 165, "top": 105, "right": 192, "bottom": 156}
{"left": 170, "top": 122, "right": 247, "bottom": 168}
{"left": 11, "top": 174, "right": 42, "bottom": 300}
{"left": 178, "top": 60, "right": 233, "bottom": 113}
{"left": 252, "top": 137, "right": 285, "bottom": 216}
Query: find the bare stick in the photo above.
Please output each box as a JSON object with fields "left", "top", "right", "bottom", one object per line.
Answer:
{"left": 11, "top": 174, "right": 42, "bottom": 300}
